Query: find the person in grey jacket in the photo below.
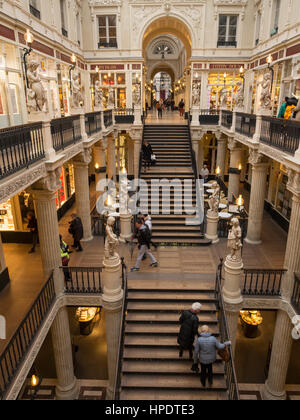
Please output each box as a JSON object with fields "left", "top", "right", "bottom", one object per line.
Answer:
{"left": 193, "top": 325, "right": 231, "bottom": 387}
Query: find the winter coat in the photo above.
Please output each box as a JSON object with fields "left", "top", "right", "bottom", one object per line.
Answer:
{"left": 142, "top": 144, "right": 153, "bottom": 161}
{"left": 193, "top": 333, "right": 230, "bottom": 365}
{"left": 177, "top": 310, "right": 199, "bottom": 349}
{"left": 69, "top": 217, "right": 83, "bottom": 241}
{"left": 134, "top": 225, "right": 151, "bottom": 248}
{"left": 277, "top": 102, "right": 287, "bottom": 119}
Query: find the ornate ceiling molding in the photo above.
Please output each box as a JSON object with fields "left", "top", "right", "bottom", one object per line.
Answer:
{"left": 213, "top": 0, "right": 248, "bottom": 20}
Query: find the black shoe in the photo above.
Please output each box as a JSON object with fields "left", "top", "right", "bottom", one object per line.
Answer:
{"left": 179, "top": 350, "right": 183, "bottom": 358}
{"left": 28, "top": 249, "right": 35, "bottom": 254}
{"left": 201, "top": 380, "right": 206, "bottom": 387}
{"left": 76, "top": 248, "right": 83, "bottom": 252}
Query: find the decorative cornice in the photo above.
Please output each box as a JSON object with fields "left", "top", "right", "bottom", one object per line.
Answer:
{"left": 287, "top": 169, "right": 300, "bottom": 197}
{"left": 213, "top": 0, "right": 248, "bottom": 21}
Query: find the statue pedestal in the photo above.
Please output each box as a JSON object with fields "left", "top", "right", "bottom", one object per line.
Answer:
{"left": 120, "top": 212, "right": 132, "bottom": 242}
{"left": 234, "top": 106, "right": 244, "bottom": 113}
{"left": 94, "top": 106, "right": 103, "bottom": 112}
{"left": 222, "top": 255, "right": 243, "bottom": 305}
{"left": 134, "top": 108, "right": 142, "bottom": 125}
{"left": 258, "top": 108, "right": 272, "bottom": 117}
{"left": 70, "top": 106, "right": 84, "bottom": 116}
{"left": 205, "top": 211, "right": 219, "bottom": 243}
{"left": 28, "top": 111, "right": 50, "bottom": 123}
{"left": 191, "top": 108, "right": 199, "bottom": 126}
{"left": 102, "top": 255, "right": 122, "bottom": 302}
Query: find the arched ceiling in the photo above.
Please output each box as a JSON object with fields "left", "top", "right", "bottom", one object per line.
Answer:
{"left": 142, "top": 16, "right": 191, "bottom": 59}
{"left": 151, "top": 66, "right": 175, "bottom": 83}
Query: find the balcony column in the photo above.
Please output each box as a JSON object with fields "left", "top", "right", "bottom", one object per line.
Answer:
{"left": 215, "top": 132, "right": 227, "bottom": 179}
{"left": 262, "top": 310, "right": 293, "bottom": 400}
{"left": 130, "top": 128, "right": 143, "bottom": 179}
{"left": 191, "top": 129, "right": 204, "bottom": 174}
{"left": 31, "top": 170, "right": 64, "bottom": 295}
{"left": 231, "top": 111, "right": 237, "bottom": 133}
{"left": 42, "top": 119, "right": 56, "bottom": 161}
{"left": 80, "top": 112, "right": 88, "bottom": 141}
{"left": 107, "top": 135, "right": 116, "bottom": 182}
{"left": 227, "top": 138, "right": 242, "bottom": 203}
{"left": 94, "top": 139, "right": 107, "bottom": 197}
{"left": 51, "top": 307, "right": 79, "bottom": 400}
{"left": 281, "top": 170, "right": 300, "bottom": 300}
{"left": 245, "top": 151, "right": 269, "bottom": 245}
{"left": 73, "top": 149, "right": 93, "bottom": 242}
{"left": 101, "top": 235, "right": 123, "bottom": 400}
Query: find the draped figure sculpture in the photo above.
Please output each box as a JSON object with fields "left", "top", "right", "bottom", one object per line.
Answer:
{"left": 235, "top": 81, "right": 244, "bottom": 109}
{"left": 227, "top": 217, "right": 243, "bottom": 261}
{"left": 94, "top": 80, "right": 103, "bottom": 109}
{"left": 71, "top": 72, "right": 84, "bottom": 108}
{"left": 26, "top": 60, "right": 47, "bottom": 112}
{"left": 260, "top": 72, "right": 272, "bottom": 109}
{"left": 208, "top": 182, "right": 220, "bottom": 215}
{"left": 104, "top": 216, "right": 119, "bottom": 259}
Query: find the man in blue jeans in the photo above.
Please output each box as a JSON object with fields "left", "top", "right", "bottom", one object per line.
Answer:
{"left": 131, "top": 218, "right": 158, "bottom": 272}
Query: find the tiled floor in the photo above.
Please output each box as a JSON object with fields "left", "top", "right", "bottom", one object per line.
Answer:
{"left": 145, "top": 110, "right": 187, "bottom": 125}
{"left": 238, "top": 384, "right": 300, "bottom": 400}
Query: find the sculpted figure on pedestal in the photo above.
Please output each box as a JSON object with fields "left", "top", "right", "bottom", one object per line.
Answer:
{"left": 192, "top": 84, "right": 200, "bottom": 107}
{"left": 94, "top": 81, "right": 103, "bottom": 109}
{"left": 27, "top": 60, "right": 47, "bottom": 112}
{"left": 235, "top": 81, "right": 244, "bottom": 109}
{"left": 107, "top": 86, "right": 115, "bottom": 108}
{"left": 132, "top": 84, "right": 141, "bottom": 106}
{"left": 208, "top": 182, "right": 220, "bottom": 215}
{"left": 227, "top": 217, "right": 243, "bottom": 261}
{"left": 71, "top": 72, "right": 84, "bottom": 108}
{"left": 260, "top": 72, "right": 272, "bottom": 109}
{"left": 105, "top": 216, "right": 119, "bottom": 259}
{"left": 220, "top": 87, "right": 228, "bottom": 109}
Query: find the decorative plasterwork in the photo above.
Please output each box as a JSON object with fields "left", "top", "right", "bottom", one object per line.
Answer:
{"left": 89, "top": 0, "right": 122, "bottom": 22}
{"left": 287, "top": 169, "right": 300, "bottom": 197}
{"left": 213, "top": 0, "right": 248, "bottom": 20}
{"left": 248, "top": 149, "right": 263, "bottom": 166}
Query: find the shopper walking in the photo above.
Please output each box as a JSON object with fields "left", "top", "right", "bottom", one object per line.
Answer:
{"left": 68, "top": 213, "right": 83, "bottom": 252}
{"left": 60, "top": 234, "right": 71, "bottom": 282}
{"left": 143, "top": 214, "right": 158, "bottom": 249}
{"left": 179, "top": 99, "right": 185, "bottom": 118}
{"left": 200, "top": 164, "right": 209, "bottom": 182}
{"left": 193, "top": 325, "right": 231, "bottom": 387}
{"left": 131, "top": 218, "right": 158, "bottom": 272}
{"left": 142, "top": 141, "right": 153, "bottom": 171}
{"left": 177, "top": 303, "right": 202, "bottom": 359}
{"left": 27, "top": 211, "right": 38, "bottom": 254}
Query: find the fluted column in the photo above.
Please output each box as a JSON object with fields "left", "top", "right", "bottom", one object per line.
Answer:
{"left": 73, "top": 149, "right": 93, "bottom": 242}
{"left": 133, "top": 140, "right": 141, "bottom": 179}
{"left": 228, "top": 139, "right": 242, "bottom": 203}
{"left": 101, "top": 238, "right": 123, "bottom": 400}
{"left": 94, "top": 140, "right": 107, "bottom": 197}
{"left": 215, "top": 133, "right": 227, "bottom": 179}
{"left": 107, "top": 135, "right": 116, "bottom": 182}
{"left": 262, "top": 310, "right": 293, "bottom": 400}
{"left": 51, "top": 307, "right": 79, "bottom": 400}
{"left": 31, "top": 170, "right": 64, "bottom": 295}
{"left": 245, "top": 152, "right": 268, "bottom": 245}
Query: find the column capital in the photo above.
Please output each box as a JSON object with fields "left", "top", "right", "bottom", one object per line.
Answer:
{"left": 228, "top": 137, "right": 238, "bottom": 151}
{"left": 31, "top": 168, "right": 61, "bottom": 196}
{"left": 215, "top": 131, "right": 227, "bottom": 143}
{"left": 73, "top": 148, "right": 92, "bottom": 167}
{"left": 248, "top": 149, "right": 268, "bottom": 167}
{"left": 190, "top": 128, "right": 205, "bottom": 141}
{"left": 286, "top": 169, "right": 300, "bottom": 197}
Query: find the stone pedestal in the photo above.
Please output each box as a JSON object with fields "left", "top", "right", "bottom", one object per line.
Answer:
{"left": 228, "top": 142, "right": 242, "bottom": 203}
{"left": 120, "top": 212, "right": 132, "bottom": 242}
{"left": 51, "top": 307, "right": 79, "bottom": 400}
{"left": 262, "top": 310, "right": 293, "bottom": 400}
{"left": 134, "top": 108, "right": 142, "bottom": 125}
{"left": 102, "top": 254, "right": 123, "bottom": 400}
{"left": 73, "top": 150, "right": 93, "bottom": 242}
{"left": 107, "top": 136, "right": 116, "bottom": 182}
{"left": 245, "top": 161, "right": 268, "bottom": 245}
{"left": 216, "top": 134, "right": 227, "bottom": 179}
{"left": 94, "top": 142, "right": 107, "bottom": 197}
{"left": 191, "top": 108, "right": 199, "bottom": 126}
{"left": 205, "top": 211, "right": 219, "bottom": 243}
{"left": 222, "top": 255, "right": 244, "bottom": 354}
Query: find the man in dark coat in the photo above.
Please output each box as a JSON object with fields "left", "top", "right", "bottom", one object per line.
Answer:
{"left": 27, "top": 211, "right": 38, "bottom": 254}
{"left": 142, "top": 141, "right": 153, "bottom": 171}
{"left": 69, "top": 213, "right": 84, "bottom": 252}
{"left": 177, "top": 302, "right": 202, "bottom": 359}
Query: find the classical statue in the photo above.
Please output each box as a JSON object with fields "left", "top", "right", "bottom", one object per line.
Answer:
{"left": 71, "top": 72, "right": 84, "bottom": 108}
{"left": 132, "top": 83, "right": 141, "bottom": 106}
{"left": 192, "top": 84, "right": 200, "bottom": 107}
{"left": 260, "top": 72, "right": 272, "bottom": 109}
{"left": 107, "top": 86, "right": 115, "bottom": 108}
{"left": 104, "top": 216, "right": 119, "bottom": 259}
{"left": 208, "top": 182, "right": 220, "bottom": 215}
{"left": 227, "top": 217, "right": 243, "bottom": 261}
{"left": 94, "top": 80, "right": 103, "bottom": 109}
{"left": 235, "top": 81, "right": 244, "bottom": 109}
{"left": 220, "top": 87, "right": 228, "bottom": 109}
{"left": 26, "top": 60, "right": 47, "bottom": 112}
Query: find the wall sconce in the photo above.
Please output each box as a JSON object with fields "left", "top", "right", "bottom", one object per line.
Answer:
{"left": 216, "top": 166, "right": 221, "bottom": 176}
{"left": 69, "top": 54, "right": 77, "bottom": 92}
{"left": 23, "top": 29, "right": 34, "bottom": 88}
{"left": 238, "top": 163, "right": 242, "bottom": 171}
{"left": 29, "top": 370, "right": 42, "bottom": 400}
{"left": 223, "top": 73, "right": 227, "bottom": 86}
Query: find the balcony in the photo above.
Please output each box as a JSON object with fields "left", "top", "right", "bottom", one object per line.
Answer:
{"left": 235, "top": 112, "right": 257, "bottom": 138}
{"left": 260, "top": 117, "right": 300, "bottom": 155}
{"left": 114, "top": 108, "right": 134, "bottom": 124}
{"left": 217, "top": 40, "right": 237, "bottom": 48}
{"left": 199, "top": 109, "right": 220, "bottom": 125}
{"left": 51, "top": 115, "right": 82, "bottom": 152}
{"left": 85, "top": 112, "right": 102, "bottom": 136}
{"left": 98, "top": 41, "right": 117, "bottom": 49}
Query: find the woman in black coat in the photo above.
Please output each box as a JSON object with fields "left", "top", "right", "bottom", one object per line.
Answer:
{"left": 177, "top": 303, "right": 202, "bottom": 359}
{"left": 142, "top": 141, "right": 153, "bottom": 170}
{"left": 68, "top": 214, "right": 84, "bottom": 252}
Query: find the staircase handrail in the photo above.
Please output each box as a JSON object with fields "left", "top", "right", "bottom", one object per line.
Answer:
{"left": 114, "top": 257, "right": 129, "bottom": 400}
{"left": 215, "top": 259, "right": 240, "bottom": 400}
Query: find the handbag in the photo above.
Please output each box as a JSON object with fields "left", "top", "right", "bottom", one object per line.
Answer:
{"left": 218, "top": 345, "right": 230, "bottom": 363}
{"left": 151, "top": 154, "right": 156, "bottom": 161}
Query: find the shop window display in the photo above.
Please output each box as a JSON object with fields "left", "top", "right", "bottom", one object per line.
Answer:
{"left": 0, "top": 200, "right": 14, "bottom": 231}
{"left": 207, "top": 72, "right": 240, "bottom": 110}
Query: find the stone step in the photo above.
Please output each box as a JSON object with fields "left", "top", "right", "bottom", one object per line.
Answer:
{"left": 126, "top": 312, "right": 217, "bottom": 323}
{"left": 150, "top": 238, "right": 211, "bottom": 246}
{"left": 124, "top": 323, "right": 219, "bottom": 336}
{"left": 120, "top": 388, "right": 228, "bottom": 400}
{"left": 152, "top": 226, "right": 200, "bottom": 232}
{"left": 126, "top": 301, "right": 217, "bottom": 312}
{"left": 123, "top": 347, "right": 222, "bottom": 361}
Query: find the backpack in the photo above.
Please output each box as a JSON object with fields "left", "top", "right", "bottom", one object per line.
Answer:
{"left": 284, "top": 105, "right": 296, "bottom": 120}
{"left": 144, "top": 225, "right": 152, "bottom": 243}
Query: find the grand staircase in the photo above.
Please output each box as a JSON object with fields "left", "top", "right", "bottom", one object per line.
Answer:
{"left": 119, "top": 273, "right": 228, "bottom": 400}
{"left": 140, "top": 124, "right": 210, "bottom": 246}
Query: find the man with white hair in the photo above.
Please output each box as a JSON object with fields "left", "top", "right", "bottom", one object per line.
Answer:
{"left": 177, "top": 302, "right": 202, "bottom": 359}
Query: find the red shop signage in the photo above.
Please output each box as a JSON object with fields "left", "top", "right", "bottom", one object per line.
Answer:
{"left": 91, "top": 64, "right": 124, "bottom": 71}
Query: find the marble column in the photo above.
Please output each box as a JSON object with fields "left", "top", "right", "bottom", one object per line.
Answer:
{"left": 107, "top": 135, "right": 116, "bottom": 182}
{"left": 51, "top": 307, "right": 79, "bottom": 400}
{"left": 227, "top": 139, "right": 242, "bottom": 203}
{"left": 94, "top": 140, "right": 107, "bottom": 197}
{"left": 262, "top": 310, "right": 293, "bottom": 400}
{"left": 245, "top": 152, "right": 269, "bottom": 245}
{"left": 101, "top": 239, "right": 123, "bottom": 400}
{"left": 31, "top": 170, "right": 64, "bottom": 295}
{"left": 133, "top": 140, "right": 141, "bottom": 179}
{"left": 73, "top": 149, "right": 93, "bottom": 242}
{"left": 215, "top": 133, "right": 227, "bottom": 179}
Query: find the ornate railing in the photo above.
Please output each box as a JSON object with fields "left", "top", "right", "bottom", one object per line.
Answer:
{"left": 0, "top": 273, "right": 55, "bottom": 400}
{"left": 242, "top": 269, "right": 286, "bottom": 296}
{"left": 236, "top": 113, "right": 256, "bottom": 138}
{"left": 221, "top": 110, "right": 233, "bottom": 129}
{"left": 85, "top": 112, "right": 101, "bottom": 136}
{"left": 260, "top": 117, "right": 300, "bottom": 155}
{"left": 215, "top": 260, "right": 240, "bottom": 400}
{"left": 114, "top": 258, "right": 128, "bottom": 400}
{"left": 0, "top": 122, "right": 45, "bottom": 180}
{"left": 199, "top": 109, "right": 220, "bottom": 125}
{"left": 103, "top": 110, "right": 113, "bottom": 128}
{"left": 114, "top": 109, "right": 134, "bottom": 124}
{"left": 51, "top": 115, "right": 81, "bottom": 151}
{"left": 63, "top": 267, "right": 103, "bottom": 294}
{"left": 292, "top": 274, "right": 300, "bottom": 314}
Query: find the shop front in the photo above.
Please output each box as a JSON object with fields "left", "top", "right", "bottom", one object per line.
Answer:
{"left": 0, "top": 163, "right": 76, "bottom": 243}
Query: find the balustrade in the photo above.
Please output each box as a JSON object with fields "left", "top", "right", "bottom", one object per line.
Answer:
{"left": 260, "top": 117, "right": 300, "bottom": 155}
{"left": 199, "top": 109, "right": 220, "bottom": 125}
{"left": 51, "top": 115, "right": 81, "bottom": 152}
{"left": 85, "top": 112, "right": 102, "bottom": 136}
{"left": 221, "top": 110, "right": 233, "bottom": 129}
{"left": 236, "top": 113, "right": 256, "bottom": 138}
{"left": 242, "top": 269, "right": 286, "bottom": 296}
{"left": 103, "top": 110, "right": 113, "bottom": 128}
